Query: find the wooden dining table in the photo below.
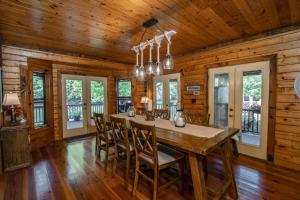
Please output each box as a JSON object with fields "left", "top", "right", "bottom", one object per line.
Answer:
{"left": 102, "top": 113, "right": 239, "bottom": 200}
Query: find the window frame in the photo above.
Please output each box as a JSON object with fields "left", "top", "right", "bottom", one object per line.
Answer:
{"left": 32, "top": 72, "right": 47, "bottom": 127}
{"left": 116, "top": 78, "right": 132, "bottom": 113}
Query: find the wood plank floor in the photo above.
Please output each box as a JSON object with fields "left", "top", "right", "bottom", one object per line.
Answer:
{"left": 0, "top": 136, "right": 300, "bottom": 200}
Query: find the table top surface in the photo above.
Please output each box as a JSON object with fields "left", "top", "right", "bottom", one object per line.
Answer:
{"left": 96, "top": 114, "right": 239, "bottom": 155}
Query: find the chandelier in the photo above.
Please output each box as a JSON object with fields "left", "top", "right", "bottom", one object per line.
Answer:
{"left": 132, "top": 18, "right": 176, "bottom": 80}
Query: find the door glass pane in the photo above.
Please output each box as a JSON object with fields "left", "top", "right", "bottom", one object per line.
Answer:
{"left": 117, "top": 79, "right": 132, "bottom": 113}
{"left": 33, "top": 72, "right": 46, "bottom": 127}
{"left": 169, "top": 79, "right": 178, "bottom": 119}
{"left": 66, "top": 79, "right": 83, "bottom": 129}
{"left": 90, "top": 80, "right": 105, "bottom": 124}
{"left": 155, "top": 80, "right": 163, "bottom": 109}
{"left": 241, "top": 70, "right": 262, "bottom": 146}
{"left": 214, "top": 74, "right": 229, "bottom": 127}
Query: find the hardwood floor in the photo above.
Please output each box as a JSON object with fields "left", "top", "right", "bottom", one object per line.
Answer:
{"left": 0, "top": 137, "right": 300, "bottom": 200}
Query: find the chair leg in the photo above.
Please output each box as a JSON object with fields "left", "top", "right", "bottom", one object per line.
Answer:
{"left": 132, "top": 166, "right": 139, "bottom": 196}
{"left": 104, "top": 143, "right": 109, "bottom": 172}
{"left": 124, "top": 151, "right": 130, "bottom": 189}
{"left": 96, "top": 139, "right": 102, "bottom": 164}
{"left": 153, "top": 168, "right": 158, "bottom": 200}
{"left": 179, "top": 159, "right": 185, "bottom": 195}
{"left": 112, "top": 147, "right": 118, "bottom": 177}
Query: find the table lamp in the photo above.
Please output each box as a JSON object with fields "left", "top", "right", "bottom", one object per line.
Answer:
{"left": 140, "top": 96, "right": 149, "bottom": 104}
{"left": 3, "top": 92, "right": 21, "bottom": 125}
{"left": 140, "top": 96, "right": 149, "bottom": 112}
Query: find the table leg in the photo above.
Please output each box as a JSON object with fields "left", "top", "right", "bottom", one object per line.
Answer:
{"left": 189, "top": 152, "right": 208, "bottom": 200}
{"left": 222, "top": 140, "right": 238, "bottom": 199}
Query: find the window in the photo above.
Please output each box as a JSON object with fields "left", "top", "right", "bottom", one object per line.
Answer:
{"left": 33, "top": 72, "right": 46, "bottom": 127}
{"left": 116, "top": 79, "right": 132, "bottom": 113}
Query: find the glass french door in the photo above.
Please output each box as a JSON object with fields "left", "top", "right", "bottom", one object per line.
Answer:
{"left": 62, "top": 74, "right": 107, "bottom": 138}
{"left": 153, "top": 73, "right": 181, "bottom": 119}
{"left": 208, "top": 61, "right": 269, "bottom": 160}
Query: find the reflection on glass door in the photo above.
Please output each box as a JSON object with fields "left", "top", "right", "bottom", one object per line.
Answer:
{"left": 62, "top": 75, "right": 107, "bottom": 138}
{"left": 214, "top": 74, "right": 229, "bottom": 127}
{"left": 240, "top": 71, "right": 262, "bottom": 146}
{"left": 116, "top": 79, "right": 132, "bottom": 113}
{"left": 88, "top": 79, "right": 106, "bottom": 127}
{"left": 169, "top": 79, "right": 179, "bottom": 119}
{"left": 155, "top": 80, "right": 164, "bottom": 109}
{"left": 33, "top": 72, "right": 47, "bottom": 127}
{"left": 154, "top": 73, "right": 181, "bottom": 119}
{"left": 209, "top": 61, "right": 269, "bottom": 160}
{"left": 66, "top": 79, "right": 84, "bottom": 130}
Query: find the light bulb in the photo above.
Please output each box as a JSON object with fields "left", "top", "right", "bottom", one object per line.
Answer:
{"left": 139, "top": 67, "right": 145, "bottom": 80}
{"left": 163, "top": 54, "right": 174, "bottom": 69}
{"left": 155, "top": 62, "right": 163, "bottom": 75}
{"left": 133, "top": 65, "right": 139, "bottom": 77}
{"left": 146, "top": 61, "right": 154, "bottom": 75}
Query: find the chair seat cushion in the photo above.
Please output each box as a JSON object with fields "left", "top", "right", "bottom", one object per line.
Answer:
{"left": 99, "top": 130, "right": 113, "bottom": 140}
{"left": 139, "top": 145, "right": 184, "bottom": 166}
{"left": 117, "top": 143, "right": 134, "bottom": 152}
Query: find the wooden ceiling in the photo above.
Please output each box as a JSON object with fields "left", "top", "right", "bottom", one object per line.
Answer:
{"left": 1, "top": 0, "right": 300, "bottom": 64}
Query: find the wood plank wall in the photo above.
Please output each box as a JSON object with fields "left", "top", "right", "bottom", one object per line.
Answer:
{"left": 167, "top": 29, "right": 300, "bottom": 171}
{"left": 1, "top": 45, "right": 130, "bottom": 144}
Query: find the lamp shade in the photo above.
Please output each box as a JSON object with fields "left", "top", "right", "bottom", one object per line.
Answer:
{"left": 3, "top": 93, "right": 20, "bottom": 106}
{"left": 140, "top": 96, "right": 149, "bottom": 104}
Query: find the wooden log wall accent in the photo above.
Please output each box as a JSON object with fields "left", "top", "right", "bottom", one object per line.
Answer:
{"left": 165, "top": 29, "right": 300, "bottom": 171}
{"left": 1, "top": 45, "right": 130, "bottom": 142}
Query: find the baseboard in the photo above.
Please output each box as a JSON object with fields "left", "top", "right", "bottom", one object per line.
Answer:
{"left": 64, "top": 132, "right": 96, "bottom": 143}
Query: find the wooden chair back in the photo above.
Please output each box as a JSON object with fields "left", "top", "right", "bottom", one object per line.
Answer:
{"left": 94, "top": 112, "right": 110, "bottom": 141}
{"left": 153, "top": 108, "right": 169, "bottom": 120}
{"left": 110, "top": 116, "right": 129, "bottom": 149}
{"left": 184, "top": 111, "right": 210, "bottom": 126}
{"left": 130, "top": 120, "right": 158, "bottom": 165}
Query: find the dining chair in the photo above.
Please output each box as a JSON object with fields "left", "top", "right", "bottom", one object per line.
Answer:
{"left": 130, "top": 120, "right": 185, "bottom": 200}
{"left": 110, "top": 116, "right": 134, "bottom": 189}
{"left": 153, "top": 108, "right": 169, "bottom": 120}
{"left": 184, "top": 111, "right": 210, "bottom": 126}
{"left": 94, "top": 112, "right": 115, "bottom": 171}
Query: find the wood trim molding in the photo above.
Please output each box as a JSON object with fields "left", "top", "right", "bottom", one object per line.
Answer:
{"left": 55, "top": 67, "right": 119, "bottom": 140}
{"left": 204, "top": 55, "right": 277, "bottom": 161}
{"left": 2, "top": 45, "right": 131, "bottom": 70}
{"left": 27, "top": 58, "right": 54, "bottom": 151}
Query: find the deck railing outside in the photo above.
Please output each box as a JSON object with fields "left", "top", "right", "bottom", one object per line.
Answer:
{"left": 33, "top": 102, "right": 104, "bottom": 124}
{"left": 33, "top": 98, "right": 46, "bottom": 126}
{"left": 242, "top": 108, "right": 261, "bottom": 134}
{"left": 66, "top": 102, "right": 104, "bottom": 121}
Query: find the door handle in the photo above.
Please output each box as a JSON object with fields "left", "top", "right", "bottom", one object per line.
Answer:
{"left": 229, "top": 108, "right": 234, "bottom": 112}
{"left": 229, "top": 114, "right": 233, "bottom": 118}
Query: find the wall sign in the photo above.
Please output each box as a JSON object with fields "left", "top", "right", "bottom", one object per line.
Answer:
{"left": 295, "top": 74, "right": 300, "bottom": 98}
{"left": 187, "top": 85, "right": 200, "bottom": 96}
{"left": 187, "top": 85, "right": 200, "bottom": 92}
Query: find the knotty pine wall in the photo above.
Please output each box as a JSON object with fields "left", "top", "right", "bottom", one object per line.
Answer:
{"left": 1, "top": 45, "right": 130, "bottom": 143}
{"left": 168, "top": 29, "right": 300, "bottom": 171}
